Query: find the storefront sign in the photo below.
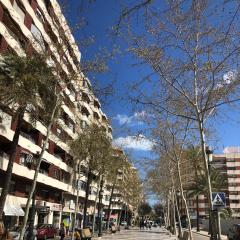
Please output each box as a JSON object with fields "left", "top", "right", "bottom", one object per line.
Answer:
{"left": 50, "top": 203, "right": 62, "bottom": 211}
{"left": 37, "top": 207, "right": 50, "bottom": 215}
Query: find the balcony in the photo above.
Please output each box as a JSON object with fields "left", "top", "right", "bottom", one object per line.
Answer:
{"left": 82, "top": 92, "right": 91, "bottom": 104}
{"left": 81, "top": 106, "right": 90, "bottom": 118}
{"left": 39, "top": 160, "right": 50, "bottom": 176}
{"left": 20, "top": 131, "right": 36, "bottom": 144}
{"left": 93, "top": 112, "right": 100, "bottom": 121}
{"left": 94, "top": 99, "right": 101, "bottom": 109}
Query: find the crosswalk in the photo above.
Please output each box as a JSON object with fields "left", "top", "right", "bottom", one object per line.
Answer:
{"left": 99, "top": 228, "right": 177, "bottom": 240}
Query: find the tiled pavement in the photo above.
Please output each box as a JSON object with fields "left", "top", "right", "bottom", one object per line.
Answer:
{"left": 96, "top": 228, "right": 177, "bottom": 240}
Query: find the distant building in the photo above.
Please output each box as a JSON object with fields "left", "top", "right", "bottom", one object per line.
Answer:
{"left": 184, "top": 148, "right": 240, "bottom": 219}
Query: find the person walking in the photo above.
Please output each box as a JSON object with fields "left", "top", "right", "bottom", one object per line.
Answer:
{"left": 59, "top": 223, "right": 66, "bottom": 240}
{"left": 0, "top": 222, "right": 12, "bottom": 240}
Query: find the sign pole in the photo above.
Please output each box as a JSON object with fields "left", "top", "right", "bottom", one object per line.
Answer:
{"left": 217, "top": 210, "right": 221, "bottom": 240}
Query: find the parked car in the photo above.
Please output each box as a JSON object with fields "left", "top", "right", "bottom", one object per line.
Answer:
{"left": 36, "top": 224, "right": 57, "bottom": 239}
{"left": 9, "top": 226, "right": 37, "bottom": 240}
{"left": 228, "top": 224, "right": 240, "bottom": 240}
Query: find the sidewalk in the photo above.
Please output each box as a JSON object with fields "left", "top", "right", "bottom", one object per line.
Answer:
{"left": 192, "top": 228, "right": 228, "bottom": 240}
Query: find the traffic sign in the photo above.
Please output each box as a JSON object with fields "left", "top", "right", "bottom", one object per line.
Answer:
{"left": 212, "top": 192, "right": 226, "bottom": 210}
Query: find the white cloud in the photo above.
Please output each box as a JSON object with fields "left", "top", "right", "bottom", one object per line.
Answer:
{"left": 113, "top": 135, "right": 154, "bottom": 151}
{"left": 113, "top": 111, "right": 147, "bottom": 126}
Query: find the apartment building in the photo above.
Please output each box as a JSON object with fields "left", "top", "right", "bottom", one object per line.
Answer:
{"left": 0, "top": 0, "right": 113, "bottom": 229}
{"left": 183, "top": 148, "right": 240, "bottom": 219}
{"left": 103, "top": 149, "right": 138, "bottom": 225}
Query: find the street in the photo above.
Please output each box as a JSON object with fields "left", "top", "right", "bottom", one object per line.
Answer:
{"left": 95, "top": 228, "right": 177, "bottom": 240}
{"left": 48, "top": 228, "right": 221, "bottom": 240}
{"left": 97, "top": 228, "right": 212, "bottom": 240}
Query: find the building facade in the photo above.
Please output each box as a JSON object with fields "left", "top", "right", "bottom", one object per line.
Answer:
{"left": 184, "top": 149, "right": 240, "bottom": 219}
{"left": 0, "top": 0, "right": 115, "bottom": 229}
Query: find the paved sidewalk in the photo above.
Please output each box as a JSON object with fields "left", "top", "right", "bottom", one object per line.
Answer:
{"left": 192, "top": 228, "right": 227, "bottom": 240}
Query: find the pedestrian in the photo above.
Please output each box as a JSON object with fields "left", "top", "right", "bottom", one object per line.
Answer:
{"left": 59, "top": 223, "right": 66, "bottom": 240}
{"left": 0, "top": 222, "right": 12, "bottom": 240}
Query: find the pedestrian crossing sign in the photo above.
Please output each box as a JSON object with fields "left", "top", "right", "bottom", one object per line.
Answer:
{"left": 212, "top": 192, "right": 226, "bottom": 209}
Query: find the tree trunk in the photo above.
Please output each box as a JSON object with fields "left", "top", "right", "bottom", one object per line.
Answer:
{"left": 71, "top": 172, "right": 82, "bottom": 240}
{"left": 196, "top": 195, "right": 200, "bottom": 232}
{"left": 171, "top": 189, "right": 176, "bottom": 235}
{"left": 92, "top": 175, "right": 101, "bottom": 235}
{"left": 198, "top": 120, "right": 215, "bottom": 237}
{"left": 175, "top": 192, "right": 182, "bottom": 239}
{"left": 106, "top": 184, "right": 115, "bottom": 230}
{"left": 83, "top": 170, "right": 92, "bottom": 228}
{"left": 97, "top": 178, "right": 104, "bottom": 237}
{"left": 19, "top": 102, "right": 58, "bottom": 240}
{"left": 198, "top": 120, "right": 213, "bottom": 209}
{"left": 26, "top": 189, "right": 36, "bottom": 240}
{"left": 166, "top": 197, "right": 170, "bottom": 228}
{"left": 0, "top": 109, "right": 24, "bottom": 221}
{"left": 117, "top": 208, "right": 122, "bottom": 228}
{"left": 177, "top": 161, "right": 193, "bottom": 240}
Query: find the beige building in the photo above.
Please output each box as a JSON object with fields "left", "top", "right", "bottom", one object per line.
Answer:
{"left": 0, "top": 0, "right": 114, "bottom": 229}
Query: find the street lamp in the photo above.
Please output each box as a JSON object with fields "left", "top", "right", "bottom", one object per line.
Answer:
{"left": 206, "top": 146, "right": 213, "bottom": 173}
{"left": 206, "top": 146, "right": 216, "bottom": 240}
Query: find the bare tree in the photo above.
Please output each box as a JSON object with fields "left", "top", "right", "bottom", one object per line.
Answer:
{"left": 116, "top": 1, "right": 240, "bottom": 236}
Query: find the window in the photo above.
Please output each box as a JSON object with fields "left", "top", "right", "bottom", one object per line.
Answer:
{"left": 231, "top": 200, "right": 240, "bottom": 204}
{"left": 25, "top": 184, "right": 31, "bottom": 195}
{"left": 229, "top": 182, "right": 238, "bottom": 186}
{"left": 31, "top": 24, "right": 45, "bottom": 49}
{"left": 228, "top": 167, "right": 236, "bottom": 170}
{"left": 80, "top": 181, "right": 86, "bottom": 191}
{"left": 20, "top": 153, "right": 33, "bottom": 168}
{"left": 56, "top": 128, "right": 62, "bottom": 137}
{"left": 228, "top": 174, "right": 237, "bottom": 178}
{"left": 69, "top": 121, "right": 75, "bottom": 133}
{"left": 69, "top": 87, "right": 76, "bottom": 99}
{"left": 229, "top": 191, "right": 238, "bottom": 195}
{"left": 41, "top": 190, "right": 49, "bottom": 199}
{"left": 41, "top": 140, "right": 49, "bottom": 150}
{"left": 81, "top": 121, "right": 87, "bottom": 129}
{"left": 13, "top": 0, "right": 25, "bottom": 23}
{"left": 53, "top": 169, "right": 60, "bottom": 180}
{"left": 36, "top": 8, "right": 45, "bottom": 23}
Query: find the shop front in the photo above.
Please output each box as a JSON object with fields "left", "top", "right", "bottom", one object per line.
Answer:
{"left": 3, "top": 195, "right": 25, "bottom": 228}
{"left": 46, "top": 202, "right": 62, "bottom": 229}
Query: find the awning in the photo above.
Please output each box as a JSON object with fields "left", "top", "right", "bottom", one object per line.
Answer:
{"left": 4, "top": 195, "right": 25, "bottom": 216}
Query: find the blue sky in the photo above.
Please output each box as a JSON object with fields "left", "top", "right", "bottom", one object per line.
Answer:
{"left": 62, "top": 0, "right": 240, "bottom": 202}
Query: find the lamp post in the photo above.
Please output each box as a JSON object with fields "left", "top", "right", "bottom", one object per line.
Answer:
{"left": 206, "top": 146, "right": 217, "bottom": 240}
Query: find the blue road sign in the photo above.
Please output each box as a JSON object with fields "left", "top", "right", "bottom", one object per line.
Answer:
{"left": 212, "top": 192, "right": 226, "bottom": 210}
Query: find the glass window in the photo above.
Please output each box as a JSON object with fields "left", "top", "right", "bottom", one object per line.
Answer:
{"left": 31, "top": 24, "right": 45, "bottom": 49}
{"left": 36, "top": 8, "right": 45, "bottom": 23}
{"left": 20, "top": 153, "right": 33, "bottom": 167}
